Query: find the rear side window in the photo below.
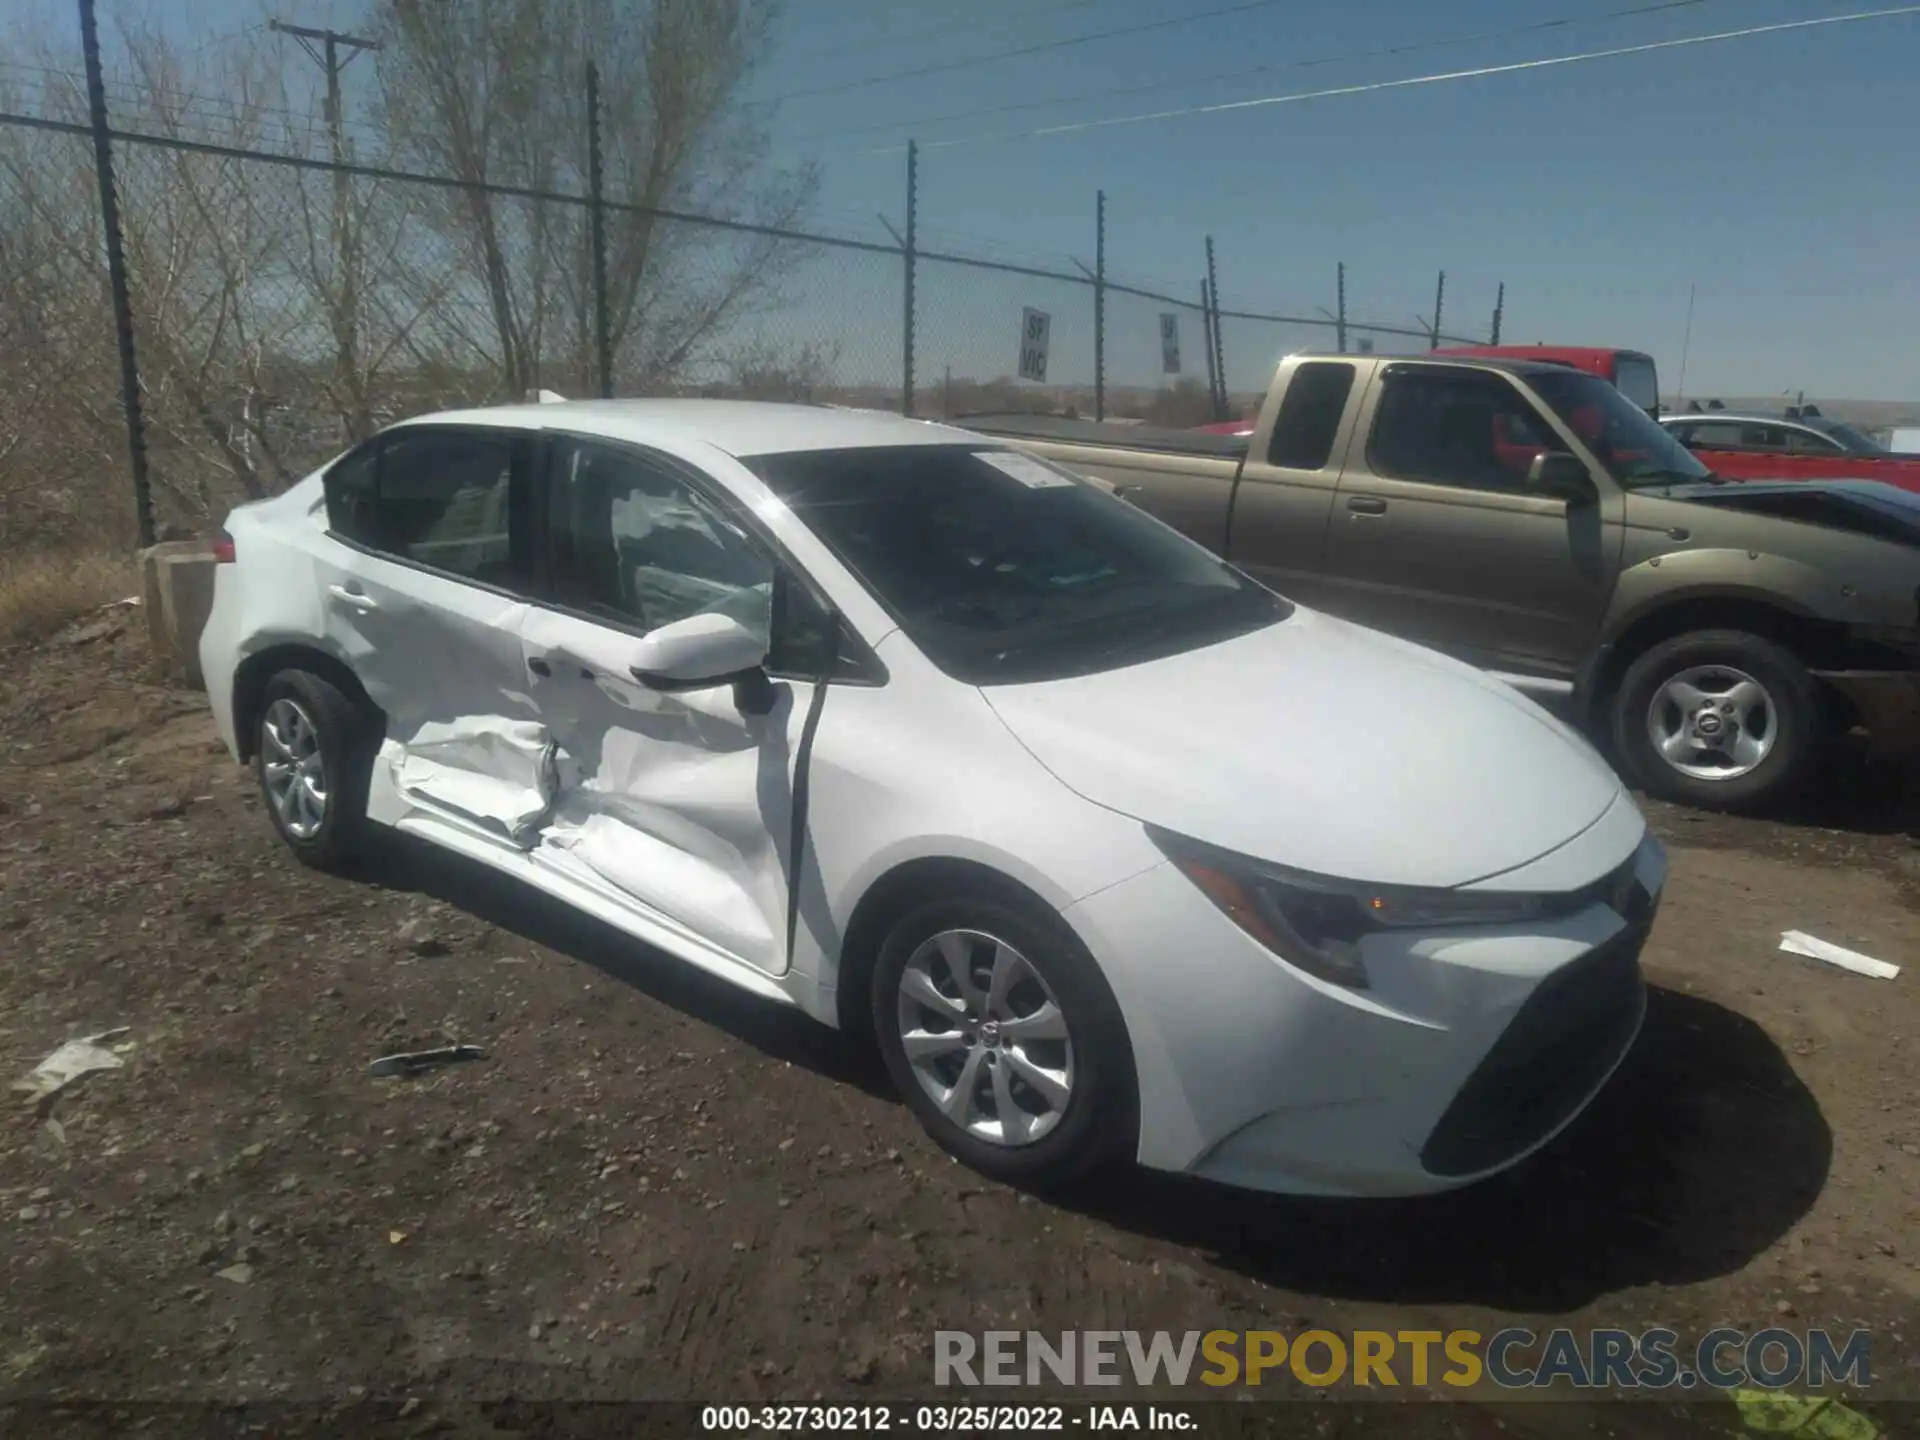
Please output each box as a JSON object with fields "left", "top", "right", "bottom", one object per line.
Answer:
{"left": 373, "top": 430, "right": 527, "bottom": 585}
{"left": 1266, "top": 361, "right": 1355, "bottom": 470}
{"left": 1615, "top": 356, "right": 1659, "bottom": 414}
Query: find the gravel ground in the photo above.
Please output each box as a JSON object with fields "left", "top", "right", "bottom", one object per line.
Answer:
{"left": 2, "top": 612, "right": 1917, "bottom": 1437}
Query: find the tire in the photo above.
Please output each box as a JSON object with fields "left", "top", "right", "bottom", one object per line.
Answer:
{"left": 253, "top": 668, "right": 377, "bottom": 872}
{"left": 1610, "top": 628, "right": 1822, "bottom": 811}
{"left": 871, "top": 893, "right": 1137, "bottom": 1192}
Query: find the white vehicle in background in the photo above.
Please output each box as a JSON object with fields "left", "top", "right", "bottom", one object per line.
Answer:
{"left": 200, "top": 398, "right": 1665, "bottom": 1197}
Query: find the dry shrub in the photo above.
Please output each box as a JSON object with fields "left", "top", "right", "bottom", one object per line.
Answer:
{"left": 0, "top": 547, "right": 135, "bottom": 649}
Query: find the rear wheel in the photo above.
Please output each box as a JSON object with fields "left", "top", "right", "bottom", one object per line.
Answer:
{"left": 254, "top": 669, "right": 376, "bottom": 872}
{"left": 1610, "top": 628, "right": 1822, "bottom": 811}
{"left": 871, "top": 893, "right": 1136, "bottom": 1192}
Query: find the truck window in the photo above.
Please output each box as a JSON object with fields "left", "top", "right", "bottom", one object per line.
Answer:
{"left": 1615, "top": 355, "right": 1659, "bottom": 415}
{"left": 1266, "top": 361, "right": 1355, "bottom": 470}
{"left": 1365, "top": 368, "right": 1559, "bottom": 493}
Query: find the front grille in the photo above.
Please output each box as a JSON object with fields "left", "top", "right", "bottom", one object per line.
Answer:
{"left": 1419, "top": 923, "right": 1648, "bottom": 1178}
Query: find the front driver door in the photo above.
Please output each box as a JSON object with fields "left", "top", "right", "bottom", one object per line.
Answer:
{"left": 518, "top": 434, "right": 844, "bottom": 978}
{"left": 1317, "top": 365, "right": 1612, "bottom": 677}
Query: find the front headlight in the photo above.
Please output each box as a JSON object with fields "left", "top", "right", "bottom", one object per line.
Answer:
{"left": 1146, "top": 826, "right": 1574, "bottom": 989}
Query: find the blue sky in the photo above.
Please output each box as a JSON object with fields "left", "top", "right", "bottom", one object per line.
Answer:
{"left": 16, "top": 0, "right": 1920, "bottom": 399}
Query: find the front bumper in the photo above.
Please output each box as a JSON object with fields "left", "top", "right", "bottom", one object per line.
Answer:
{"left": 1813, "top": 668, "right": 1920, "bottom": 755}
{"left": 1063, "top": 827, "right": 1664, "bottom": 1198}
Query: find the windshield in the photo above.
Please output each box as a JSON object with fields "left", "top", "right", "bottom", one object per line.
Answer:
{"left": 1527, "top": 370, "right": 1713, "bottom": 486}
{"left": 742, "top": 444, "right": 1290, "bottom": 685}
{"left": 1825, "top": 422, "right": 1886, "bottom": 455}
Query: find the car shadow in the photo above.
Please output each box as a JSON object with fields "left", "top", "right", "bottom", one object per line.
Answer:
{"left": 356, "top": 837, "right": 1829, "bottom": 1313}
{"left": 357, "top": 831, "right": 895, "bottom": 1101}
{"left": 1057, "top": 986, "right": 1831, "bottom": 1314}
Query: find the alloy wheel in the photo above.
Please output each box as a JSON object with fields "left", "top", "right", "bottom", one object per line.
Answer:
{"left": 894, "top": 928, "right": 1075, "bottom": 1147}
{"left": 1645, "top": 664, "right": 1777, "bottom": 781}
{"left": 261, "top": 696, "right": 330, "bottom": 840}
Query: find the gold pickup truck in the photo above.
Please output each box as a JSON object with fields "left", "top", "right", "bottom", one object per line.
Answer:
{"left": 967, "top": 352, "right": 1920, "bottom": 812}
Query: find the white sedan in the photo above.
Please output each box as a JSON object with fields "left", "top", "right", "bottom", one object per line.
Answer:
{"left": 200, "top": 399, "right": 1664, "bottom": 1197}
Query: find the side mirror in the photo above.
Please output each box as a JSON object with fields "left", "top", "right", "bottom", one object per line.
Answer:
{"left": 1528, "top": 451, "right": 1596, "bottom": 503}
{"left": 630, "top": 612, "right": 773, "bottom": 712}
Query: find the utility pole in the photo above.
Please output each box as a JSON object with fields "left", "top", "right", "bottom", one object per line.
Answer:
{"left": 77, "top": 0, "right": 153, "bottom": 546}
{"left": 1430, "top": 270, "right": 1446, "bottom": 350}
{"left": 271, "top": 18, "right": 380, "bottom": 435}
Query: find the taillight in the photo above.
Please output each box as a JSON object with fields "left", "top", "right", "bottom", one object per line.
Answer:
{"left": 212, "top": 530, "right": 236, "bottom": 564}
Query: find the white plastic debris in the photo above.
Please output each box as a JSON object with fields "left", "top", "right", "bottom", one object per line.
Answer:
{"left": 1778, "top": 931, "right": 1900, "bottom": 981}
{"left": 13, "top": 1028, "right": 134, "bottom": 1108}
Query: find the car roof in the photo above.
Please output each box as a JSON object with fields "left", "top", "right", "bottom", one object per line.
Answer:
{"left": 1663, "top": 411, "right": 1837, "bottom": 431}
{"left": 386, "top": 398, "right": 985, "bottom": 460}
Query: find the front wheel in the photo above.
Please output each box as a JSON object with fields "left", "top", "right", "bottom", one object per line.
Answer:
{"left": 871, "top": 894, "right": 1137, "bottom": 1191}
{"left": 1610, "top": 628, "right": 1822, "bottom": 811}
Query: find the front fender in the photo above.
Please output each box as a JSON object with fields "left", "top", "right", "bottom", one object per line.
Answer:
{"left": 1603, "top": 549, "right": 1847, "bottom": 629}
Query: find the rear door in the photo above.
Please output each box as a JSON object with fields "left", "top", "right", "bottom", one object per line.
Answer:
{"left": 1224, "top": 358, "right": 1359, "bottom": 606}
{"left": 517, "top": 433, "right": 857, "bottom": 978}
{"left": 1316, "top": 364, "right": 1613, "bottom": 677}
{"left": 314, "top": 424, "right": 553, "bottom": 845}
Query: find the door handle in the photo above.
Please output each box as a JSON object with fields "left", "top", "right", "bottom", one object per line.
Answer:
{"left": 527, "top": 657, "right": 552, "bottom": 678}
{"left": 327, "top": 583, "right": 377, "bottom": 610}
{"left": 1346, "top": 496, "right": 1388, "bottom": 516}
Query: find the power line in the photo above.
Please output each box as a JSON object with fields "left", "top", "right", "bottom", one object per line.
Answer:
{"left": 798, "top": 0, "right": 1719, "bottom": 142}
{"left": 877, "top": 3, "right": 1920, "bottom": 153}
{"left": 764, "top": 0, "right": 1293, "bottom": 104}
{"left": 0, "top": 63, "right": 389, "bottom": 150}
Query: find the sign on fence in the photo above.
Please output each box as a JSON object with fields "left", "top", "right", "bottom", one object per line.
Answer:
{"left": 1017, "top": 308, "right": 1051, "bottom": 383}
{"left": 1159, "top": 314, "right": 1181, "bottom": 374}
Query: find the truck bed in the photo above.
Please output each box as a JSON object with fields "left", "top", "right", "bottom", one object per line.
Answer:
{"left": 959, "top": 412, "right": 1250, "bottom": 461}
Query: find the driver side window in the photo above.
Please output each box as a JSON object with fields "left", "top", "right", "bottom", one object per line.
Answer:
{"left": 546, "top": 439, "right": 775, "bottom": 642}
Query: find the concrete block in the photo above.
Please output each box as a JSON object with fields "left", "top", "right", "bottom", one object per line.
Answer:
{"left": 139, "top": 540, "right": 215, "bottom": 690}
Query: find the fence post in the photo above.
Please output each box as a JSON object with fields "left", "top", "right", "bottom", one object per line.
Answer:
{"left": 1204, "top": 236, "right": 1227, "bottom": 419}
{"left": 1093, "top": 190, "right": 1106, "bottom": 423}
{"left": 1430, "top": 269, "right": 1446, "bottom": 350}
{"left": 901, "top": 140, "right": 917, "bottom": 417}
{"left": 1336, "top": 261, "right": 1348, "bottom": 354}
{"left": 585, "top": 62, "right": 613, "bottom": 399}
{"left": 1199, "top": 279, "right": 1219, "bottom": 417}
{"left": 1490, "top": 282, "right": 1505, "bottom": 345}
{"left": 78, "top": 0, "right": 153, "bottom": 547}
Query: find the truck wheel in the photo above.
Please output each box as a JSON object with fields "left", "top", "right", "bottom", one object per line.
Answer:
{"left": 1610, "top": 629, "right": 1821, "bottom": 811}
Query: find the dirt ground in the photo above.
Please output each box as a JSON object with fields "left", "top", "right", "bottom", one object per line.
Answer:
{"left": 2, "top": 611, "right": 1917, "bottom": 1437}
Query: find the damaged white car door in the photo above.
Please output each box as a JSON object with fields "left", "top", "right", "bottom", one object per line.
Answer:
{"left": 515, "top": 436, "right": 827, "bottom": 977}
{"left": 316, "top": 425, "right": 555, "bottom": 846}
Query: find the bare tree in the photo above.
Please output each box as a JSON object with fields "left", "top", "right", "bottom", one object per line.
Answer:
{"left": 372, "top": 0, "right": 817, "bottom": 397}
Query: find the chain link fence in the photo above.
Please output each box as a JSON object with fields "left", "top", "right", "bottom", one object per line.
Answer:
{"left": 0, "top": 101, "right": 1497, "bottom": 549}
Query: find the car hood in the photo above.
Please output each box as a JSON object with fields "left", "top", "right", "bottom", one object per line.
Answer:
{"left": 1649, "top": 478, "right": 1920, "bottom": 546}
{"left": 981, "top": 608, "right": 1625, "bottom": 889}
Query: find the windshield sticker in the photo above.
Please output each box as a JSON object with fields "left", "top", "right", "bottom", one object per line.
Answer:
{"left": 976, "top": 450, "right": 1080, "bottom": 489}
